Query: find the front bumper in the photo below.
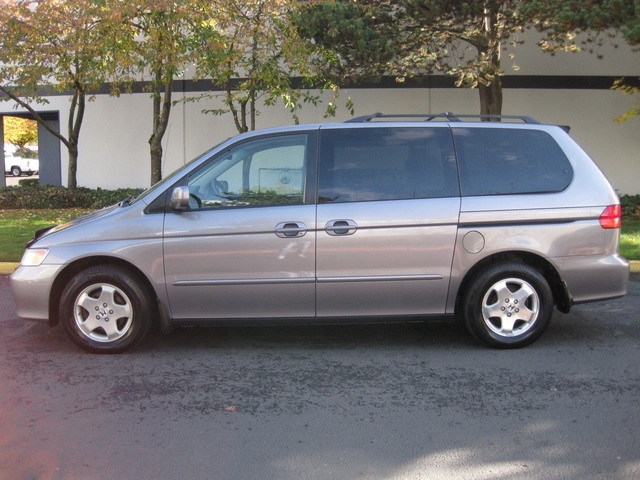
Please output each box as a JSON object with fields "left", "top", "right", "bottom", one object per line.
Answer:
{"left": 10, "top": 264, "right": 64, "bottom": 324}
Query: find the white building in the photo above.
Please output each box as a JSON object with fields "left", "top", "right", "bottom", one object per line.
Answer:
{"left": 1, "top": 31, "right": 639, "bottom": 194}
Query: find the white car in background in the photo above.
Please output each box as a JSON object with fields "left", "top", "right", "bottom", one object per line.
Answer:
{"left": 4, "top": 150, "right": 39, "bottom": 177}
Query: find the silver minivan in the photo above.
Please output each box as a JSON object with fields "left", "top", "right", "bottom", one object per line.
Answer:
{"left": 11, "top": 114, "right": 630, "bottom": 353}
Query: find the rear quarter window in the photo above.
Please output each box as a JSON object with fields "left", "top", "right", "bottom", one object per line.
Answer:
{"left": 453, "top": 128, "right": 573, "bottom": 196}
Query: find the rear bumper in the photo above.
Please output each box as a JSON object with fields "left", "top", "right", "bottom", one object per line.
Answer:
{"left": 10, "top": 264, "right": 63, "bottom": 323}
{"left": 554, "top": 254, "right": 629, "bottom": 305}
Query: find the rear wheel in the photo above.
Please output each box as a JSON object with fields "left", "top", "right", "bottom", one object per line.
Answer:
{"left": 11, "top": 166, "right": 21, "bottom": 176}
{"left": 60, "top": 266, "right": 154, "bottom": 353}
{"left": 463, "top": 263, "right": 553, "bottom": 348}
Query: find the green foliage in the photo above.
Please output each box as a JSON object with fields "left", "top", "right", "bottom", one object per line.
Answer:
{"left": 0, "top": 0, "right": 111, "bottom": 100}
{"left": 620, "top": 194, "right": 640, "bottom": 219}
{"left": 0, "top": 0, "right": 122, "bottom": 189}
{"left": 194, "top": 0, "right": 333, "bottom": 133}
{"left": 0, "top": 0, "right": 636, "bottom": 191}
{"left": 612, "top": 78, "right": 640, "bottom": 122}
{"left": 523, "top": 0, "right": 638, "bottom": 54}
{"left": 17, "top": 179, "right": 39, "bottom": 188}
{"left": 291, "top": 1, "right": 399, "bottom": 84}
{"left": 621, "top": 4, "right": 640, "bottom": 45}
{"left": 0, "top": 209, "right": 92, "bottom": 262}
{"left": 104, "top": 0, "right": 205, "bottom": 185}
{"left": 293, "top": 0, "right": 639, "bottom": 116}
{"left": 620, "top": 219, "right": 640, "bottom": 260}
{"left": 3, "top": 117, "right": 38, "bottom": 150}
{"left": 0, "top": 185, "right": 144, "bottom": 210}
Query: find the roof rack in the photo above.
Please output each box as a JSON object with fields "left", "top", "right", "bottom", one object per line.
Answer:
{"left": 345, "top": 112, "right": 541, "bottom": 124}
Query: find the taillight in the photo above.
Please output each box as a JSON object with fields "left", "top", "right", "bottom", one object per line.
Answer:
{"left": 599, "top": 205, "right": 622, "bottom": 229}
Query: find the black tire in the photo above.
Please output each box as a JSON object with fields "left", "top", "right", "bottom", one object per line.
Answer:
{"left": 462, "top": 262, "right": 553, "bottom": 349}
{"left": 11, "top": 166, "right": 21, "bottom": 177}
{"left": 60, "top": 266, "right": 154, "bottom": 353}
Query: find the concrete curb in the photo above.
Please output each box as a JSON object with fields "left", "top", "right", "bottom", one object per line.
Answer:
{"left": 2, "top": 261, "right": 639, "bottom": 276}
{"left": 0, "top": 263, "right": 20, "bottom": 275}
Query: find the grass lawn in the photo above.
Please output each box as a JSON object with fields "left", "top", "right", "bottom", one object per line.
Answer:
{"left": 1, "top": 209, "right": 639, "bottom": 263}
{"left": 621, "top": 219, "right": 640, "bottom": 261}
{"left": 0, "top": 209, "right": 91, "bottom": 262}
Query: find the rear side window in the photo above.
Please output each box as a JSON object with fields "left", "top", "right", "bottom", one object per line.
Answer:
{"left": 318, "top": 127, "right": 459, "bottom": 203}
{"left": 453, "top": 128, "right": 573, "bottom": 196}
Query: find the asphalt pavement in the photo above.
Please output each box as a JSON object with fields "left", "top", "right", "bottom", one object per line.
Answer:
{"left": 1, "top": 273, "right": 639, "bottom": 479}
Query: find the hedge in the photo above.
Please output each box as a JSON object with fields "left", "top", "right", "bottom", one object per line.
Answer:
{"left": 0, "top": 184, "right": 145, "bottom": 210}
{"left": 620, "top": 194, "right": 640, "bottom": 220}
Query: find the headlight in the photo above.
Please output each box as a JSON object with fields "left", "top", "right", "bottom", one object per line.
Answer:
{"left": 21, "top": 249, "right": 49, "bottom": 266}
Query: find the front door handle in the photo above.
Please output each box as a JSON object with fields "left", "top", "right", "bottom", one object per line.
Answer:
{"left": 275, "top": 222, "right": 307, "bottom": 238}
{"left": 325, "top": 219, "right": 358, "bottom": 236}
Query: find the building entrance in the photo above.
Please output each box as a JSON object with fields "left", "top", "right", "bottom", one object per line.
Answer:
{"left": 1, "top": 111, "right": 61, "bottom": 187}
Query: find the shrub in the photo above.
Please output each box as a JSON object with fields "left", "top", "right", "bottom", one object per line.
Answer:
{"left": 620, "top": 194, "right": 640, "bottom": 220}
{"left": 0, "top": 185, "right": 145, "bottom": 210}
{"left": 18, "top": 178, "right": 39, "bottom": 188}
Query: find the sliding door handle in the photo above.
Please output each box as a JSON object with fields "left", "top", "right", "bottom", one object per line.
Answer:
{"left": 324, "top": 219, "right": 358, "bottom": 236}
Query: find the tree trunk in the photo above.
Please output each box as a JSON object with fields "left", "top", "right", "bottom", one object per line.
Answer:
{"left": 148, "top": 73, "right": 173, "bottom": 186}
{"left": 478, "top": 75, "right": 503, "bottom": 117}
{"left": 476, "top": 5, "right": 503, "bottom": 119}
{"left": 67, "top": 89, "right": 85, "bottom": 190}
{"left": 250, "top": 91, "right": 256, "bottom": 131}
{"left": 67, "top": 142, "right": 79, "bottom": 190}
{"left": 149, "top": 133, "right": 163, "bottom": 186}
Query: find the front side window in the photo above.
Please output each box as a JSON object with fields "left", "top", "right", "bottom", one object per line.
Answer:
{"left": 453, "top": 128, "right": 574, "bottom": 196}
{"left": 187, "top": 134, "right": 308, "bottom": 209}
{"left": 318, "top": 127, "right": 459, "bottom": 203}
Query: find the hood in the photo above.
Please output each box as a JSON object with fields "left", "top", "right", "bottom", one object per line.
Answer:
{"left": 27, "top": 204, "right": 120, "bottom": 248}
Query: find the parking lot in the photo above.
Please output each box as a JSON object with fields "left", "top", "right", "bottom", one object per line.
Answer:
{"left": 2, "top": 173, "right": 38, "bottom": 187}
{"left": 0, "top": 273, "right": 638, "bottom": 480}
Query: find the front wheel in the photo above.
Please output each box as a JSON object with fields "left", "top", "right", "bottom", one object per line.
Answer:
{"left": 60, "top": 266, "right": 154, "bottom": 353}
{"left": 11, "top": 166, "right": 21, "bottom": 176}
{"left": 462, "top": 263, "right": 554, "bottom": 349}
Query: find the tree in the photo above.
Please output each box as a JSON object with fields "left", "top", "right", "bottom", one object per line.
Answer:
{"left": 290, "top": 1, "right": 399, "bottom": 86}
{"left": 402, "top": 1, "right": 525, "bottom": 116}
{"left": 522, "top": 0, "right": 639, "bottom": 122}
{"left": 621, "top": 0, "right": 640, "bottom": 44}
{"left": 399, "top": 0, "right": 637, "bottom": 116}
{"left": 195, "top": 0, "right": 331, "bottom": 134}
{"left": 109, "top": 0, "right": 205, "bottom": 185}
{"left": 295, "top": 0, "right": 639, "bottom": 116}
{"left": 0, "top": 0, "right": 117, "bottom": 189}
{"left": 3, "top": 116, "right": 38, "bottom": 154}
{"left": 295, "top": 0, "right": 521, "bottom": 115}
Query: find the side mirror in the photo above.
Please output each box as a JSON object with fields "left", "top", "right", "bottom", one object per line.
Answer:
{"left": 170, "top": 186, "right": 190, "bottom": 211}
